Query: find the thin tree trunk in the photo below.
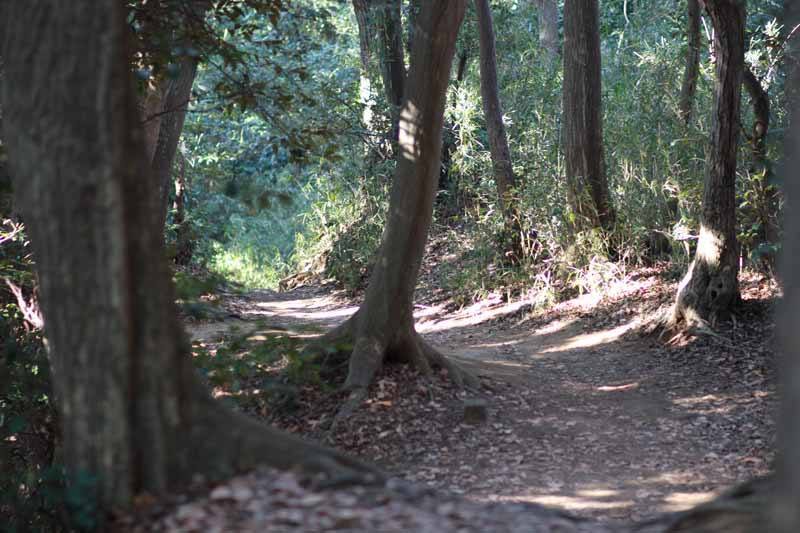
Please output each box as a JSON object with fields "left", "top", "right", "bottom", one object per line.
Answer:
{"left": 537, "top": 0, "right": 559, "bottom": 60}
{"left": 406, "top": 0, "right": 422, "bottom": 62}
{"left": 742, "top": 66, "right": 779, "bottom": 270}
{"left": 1, "top": 0, "right": 379, "bottom": 513}
{"left": 670, "top": 0, "right": 745, "bottom": 328}
{"left": 475, "top": 0, "right": 523, "bottom": 259}
{"left": 678, "top": 0, "right": 702, "bottom": 125}
{"left": 151, "top": 55, "right": 199, "bottom": 234}
{"left": 562, "top": 0, "right": 615, "bottom": 232}
{"left": 351, "top": 0, "right": 406, "bottom": 148}
{"left": 173, "top": 151, "right": 193, "bottom": 266}
{"left": 307, "top": 0, "right": 476, "bottom": 425}
{"left": 742, "top": 67, "right": 770, "bottom": 172}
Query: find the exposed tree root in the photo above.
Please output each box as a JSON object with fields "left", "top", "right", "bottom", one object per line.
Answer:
{"left": 302, "top": 315, "right": 481, "bottom": 436}
{"left": 195, "top": 388, "right": 385, "bottom": 489}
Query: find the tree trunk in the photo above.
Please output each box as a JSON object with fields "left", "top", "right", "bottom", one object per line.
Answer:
{"left": 742, "top": 66, "right": 779, "bottom": 270}
{"left": 308, "top": 0, "right": 475, "bottom": 423}
{"left": 351, "top": 0, "right": 406, "bottom": 148}
{"left": 406, "top": 0, "right": 422, "bottom": 62}
{"left": 139, "top": 79, "right": 167, "bottom": 164}
{"left": 678, "top": 0, "right": 702, "bottom": 125}
{"left": 537, "top": 0, "right": 559, "bottom": 60}
{"left": 173, "top": 151, "right": 193, "bottom": 266}
{"left": 670, "top": 0, "right": 744, "bottom": 328}
{"left": 742, "top": 67, "right": 770, "bottom": 172}
{"left": 562, "top": 0, "right": 615, "bottom": 232}
{"left": 151, "top": 55, "right": 200, "bottom": 234}
{"left": 777, "top": 4, "right": 800, "bottom": 526}
{"left": 1, "top": 0, "right": 379, "bottom": 514}
{"left": 475, "top": 0, "right": 523, "bottom": 259}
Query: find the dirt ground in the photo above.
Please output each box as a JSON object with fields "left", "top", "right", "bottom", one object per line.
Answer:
{"left": 174, "top": 267, "right": 777, "bottom": 530}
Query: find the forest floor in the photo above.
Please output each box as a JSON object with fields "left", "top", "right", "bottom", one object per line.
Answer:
{"left": 126, "top": 258, "right": 779, "bottom": 532}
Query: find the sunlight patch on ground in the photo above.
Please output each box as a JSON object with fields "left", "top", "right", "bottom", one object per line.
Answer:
{"left": 251, "top": 298, "right": 358, "bottom": 323}
{"left": 596, "top": 382, "right": 640, "bottom": 392}
{"left": 490, "top": 493, "right": 634, "bottom": 511}
{"left": 416, "top": 299, "right": 530, "bottom": 334}
{"left": 658, "top": 490, "right": 718, "bottom": 512}
{"left": 539, "top": 320, "right": 638, "bottom": 354}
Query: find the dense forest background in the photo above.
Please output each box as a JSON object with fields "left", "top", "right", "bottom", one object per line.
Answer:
{"left": 1, "top": 0, "right": 798, "bottom": 531}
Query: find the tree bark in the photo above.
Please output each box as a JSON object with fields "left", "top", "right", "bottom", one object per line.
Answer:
{"left": 173, "top": 151, "right": 193, "bottom": 266}
{"left": 537, "top": 0, "right": 559, "bottom": 60}
{"left": 742, "top": 66, "right": 779, "bottom": 269}
{"left": 742, "top": 67, "right": 770, "bottom": 172}
{"left": 351, "top": 0, "right": 406, "bottom": 147}
{"left": 678, "top": 0, "right": 702, "bottom": 125}
{"left": 562, "top": 0, "right": 615, "bottom": 232}
{"left": 777, "top": 4, "right": 800, "bottom": 526}
{"left": 151, "top": 55, "right": 200, "bottom": 234}
{"left": 139, "top": 79, "right": 168, "bottom": 164}
{"left": 670, "top": 0, "right": 744, "bottom": 328}
{"left": 309, "top": 0, "right": 475, "bottom": 422}
{"left": 475, "top": 0, "right": 523, "bottom": 259}
{"left": 1, "top": 0, "right": 379, "bottom": 513}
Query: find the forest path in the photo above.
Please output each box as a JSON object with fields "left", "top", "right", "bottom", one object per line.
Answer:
{"left": 187, "top": 277, "right": 776, "bottom": 526}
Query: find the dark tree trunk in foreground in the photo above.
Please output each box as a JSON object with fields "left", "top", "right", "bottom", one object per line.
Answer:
{"left": 777, "top": 4, "right": 800, "bottom": 524}
{"left": 308, "top": 0, "right": 475, "bottom": 421}
{"left": 1, "top": 0, "right": 377, "bottom": 512}
{"left": 537, "top": 0, "right": 559, "bottom": 60}
{"left": 678, "top": 0, "right": 702, "bottom": 125}
{"left": 669, "top": 0, "right": 744, "bottom": 328}
{"left": 562, "top": 0, "right": 615, "bottom": 232}
{"left": 475, "top": 0, "right": 523, "bottom": 259}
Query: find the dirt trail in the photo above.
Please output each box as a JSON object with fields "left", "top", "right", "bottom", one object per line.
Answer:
{"left": 188, "top": 281, "right": 776, "bottom": 525}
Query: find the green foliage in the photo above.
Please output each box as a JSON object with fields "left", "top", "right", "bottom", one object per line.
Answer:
{"left": 0, "top": 224, "right": 99, "bottom": 532}
{"left": 177, "top": 0, "right": 362, "bottom": 289}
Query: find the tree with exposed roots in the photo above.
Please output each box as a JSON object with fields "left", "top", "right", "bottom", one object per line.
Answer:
{"left": 1, "top": 0, "right": 380, "bottom": 513}
{"left": 305, "top": 0, "right": 477, "bottom": 422}
{"left": 667, "top": 0, "right": 745, "bottom": 332}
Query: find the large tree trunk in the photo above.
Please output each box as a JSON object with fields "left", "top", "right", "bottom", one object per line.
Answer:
{"left": 308, "top": 0, "right": 475, "bottom": 423}
{"left": 1, "top": 0, "right": 378, "bottom": 513}
{"left": 669, "top": 0, "right": 744, "bottom": 328}
{"left": 474, "top": 0, "right": 523, "bottom": 259}
{"left": 678, "top": 0, "right": 702, "bottom": 125}
{"left": 777, "top": 4, "right": 800, "bottom": 526}
{"left": 562, "top": 0, "right": 615, "bottom": 232}
{"left": 537, "top": 0, "right": 559, "bottom": 60}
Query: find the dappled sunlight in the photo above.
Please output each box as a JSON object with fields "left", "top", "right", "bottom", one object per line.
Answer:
{"left": 492, "top": 492, "right": 634, "bottom": 512}
{"left": 251, "top": 298, "right": 359, "bottom": 324}
{"left": 416, "top": 297, "right": 531, "bottom": 334}
{"left": 671, "top": 391, "right": 774, "bottom": 416}
{"left": 659, "top": 490, "right": 718, "bottom": 512}
{"left": 538, "top": 319, "right": 638, "bottom": 354}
